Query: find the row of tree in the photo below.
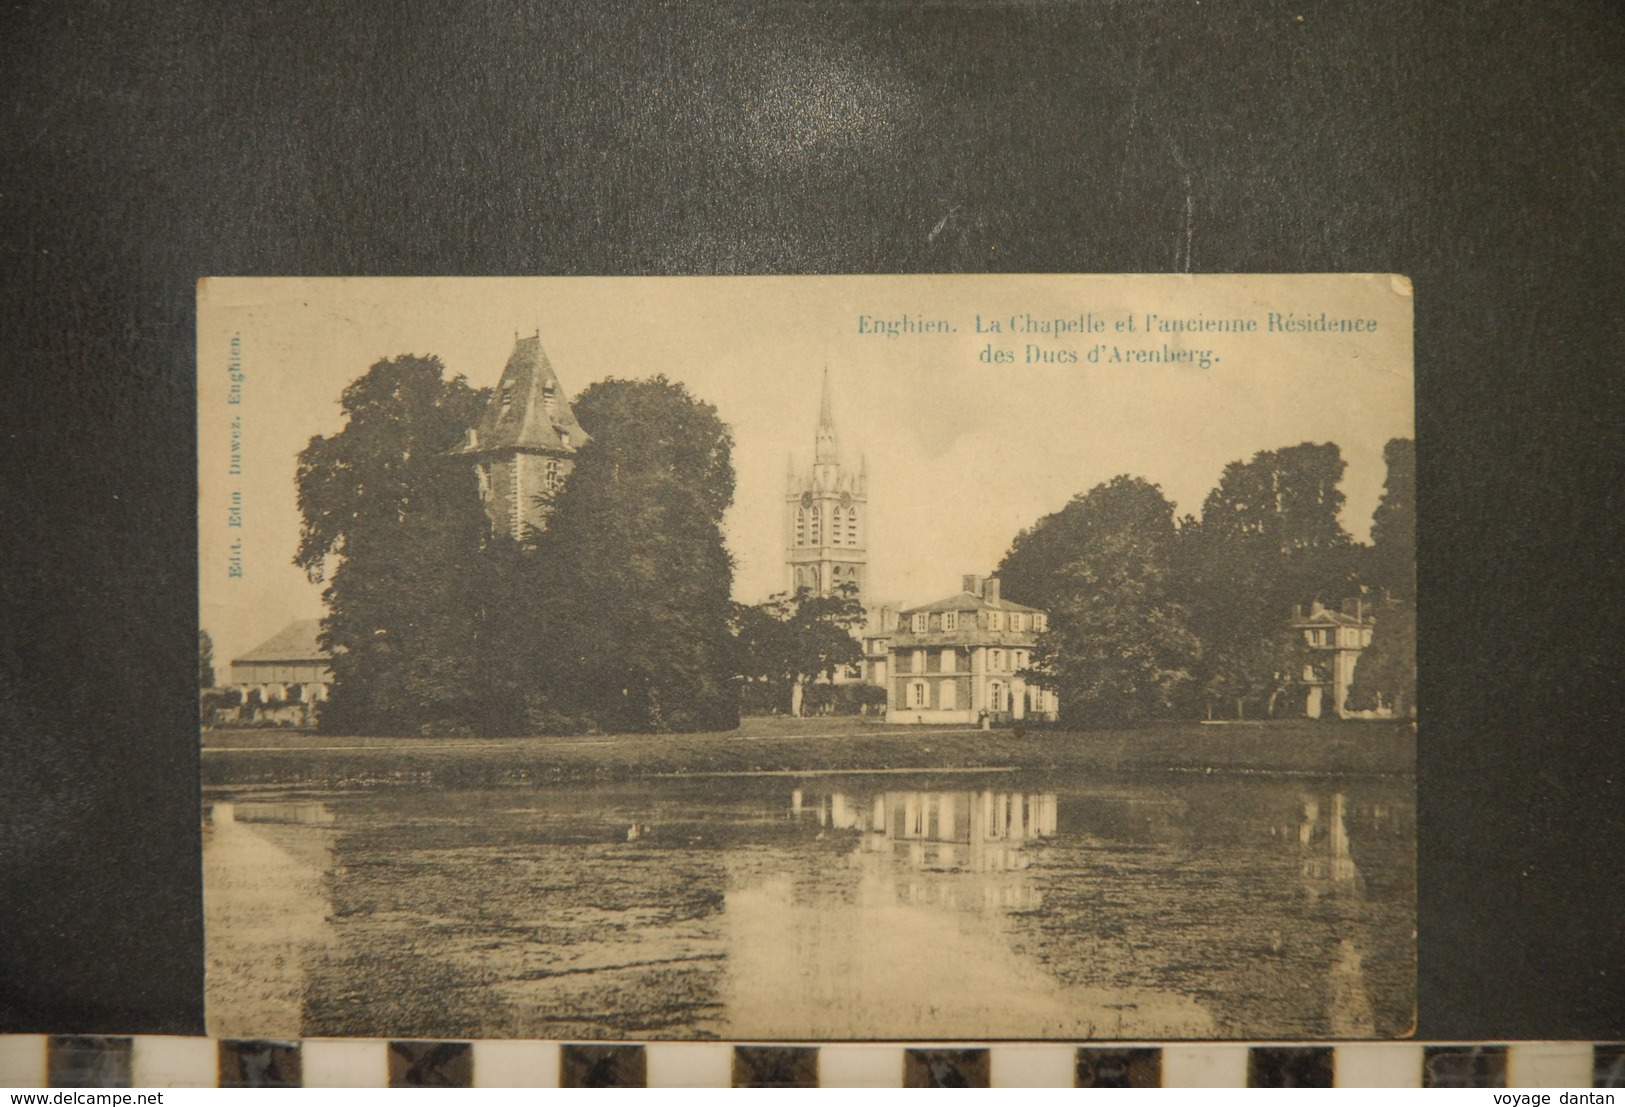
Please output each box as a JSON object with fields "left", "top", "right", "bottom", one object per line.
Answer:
{"left": 295, "top": 355, "right": 740, "bottom": 735}
{"left": 291, "top": 354, "right": 1412, "bottom": 734}
{"left": 994, "top": 438, "right": 1415, "bottom": 726}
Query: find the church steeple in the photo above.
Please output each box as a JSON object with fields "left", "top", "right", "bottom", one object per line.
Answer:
{"left": 785, "top": 368, "right": 867, "bottom": 599}
{"left": 815, "top": 365, "right": 839, "bottom": 465}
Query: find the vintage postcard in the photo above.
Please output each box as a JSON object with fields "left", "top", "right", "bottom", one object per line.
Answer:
{"left": 198, "top": 275, "right": 1415, "bottom": 1041}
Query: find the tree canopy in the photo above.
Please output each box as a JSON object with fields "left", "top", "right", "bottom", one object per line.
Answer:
{"left": 1181, "top": 442, "right": 1360, "bottom": 718}
{"left": 1000, "top": 476, "right": 1199, "bottom": 727}
{"left": 1348, "top": 438, "right": 1417, "bottom": 716}
{"left": 293, "top": 355, "right": 492, "bottom": 734}
{"left": 732, "top": 584, "right": 866, "bottom": 715}
{"left": 535, "top": 376, "right": 739, "bottom": 733}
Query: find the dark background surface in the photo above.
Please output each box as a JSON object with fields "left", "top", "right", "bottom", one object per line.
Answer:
{"left": 1, "top": 1, "right": 1619, "bottom": 1039}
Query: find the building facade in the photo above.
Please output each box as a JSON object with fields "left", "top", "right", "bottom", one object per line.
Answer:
{"left": 886, "top": 575, "right": 1059, "bottom": 725}
{"left": 455, "top": 333, "right": 590, "bottom": 542}
{"left": 784, "top": 368, "right": 867, "bottom": 600}
{"left": 1291, "top": 598, "right": 1378, "bottom": 719}
{"left": 229, "top": 618, "right": 332, "bottom": 706}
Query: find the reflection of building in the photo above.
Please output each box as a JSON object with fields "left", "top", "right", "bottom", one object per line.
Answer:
{"left": 455, "top": 333, "right": 590, "bottom": 542}
{"left": 229, "top": 618, "right": 331, "bottom": 706}
{"left": 1291, "top": 598, "right": 1378, "bottom": 719}
{"left": 793, "top": 787, "right": 1057, "bottom": 875}
{"left": 1297, "top": 792, "right": 1361, "bottom": 889}
{"left": 886, "top": 575, "right": 1059, "bottom": 724}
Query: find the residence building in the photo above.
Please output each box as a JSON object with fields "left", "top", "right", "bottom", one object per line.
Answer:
{"left": 886, "top": 575, "right": 1058, "bottom": 725}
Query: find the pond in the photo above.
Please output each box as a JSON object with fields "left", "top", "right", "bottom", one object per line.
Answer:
{"left": 203, "top": 769, "right": 1413, "bottom": 1041}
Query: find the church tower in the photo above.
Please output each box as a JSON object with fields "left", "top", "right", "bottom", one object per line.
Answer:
{"left": 785, "top": 368, "right": 867, "bottom": 598}
{"left": 456, "top": 332, "right": 590, "bottom": 542}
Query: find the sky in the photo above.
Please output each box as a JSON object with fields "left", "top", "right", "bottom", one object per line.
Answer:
{"left": 199, "top": 275, "right": 1413, "bottom": 670}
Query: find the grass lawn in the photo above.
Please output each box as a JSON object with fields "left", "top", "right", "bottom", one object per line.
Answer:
{"left": 202, "top": 715, "right": 1413, "bottom": 789}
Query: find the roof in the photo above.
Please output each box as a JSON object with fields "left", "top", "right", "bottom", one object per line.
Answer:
{"left": 902, "top": 590, "right": 1044, "bottom": 616}
{"left": 458, "top": 334, "right": 590, "bottom": 456}
{"left": 232, "top": 619, "right": 329, "bottom": 664}
{"left": 1291, "top": 608, "right": 1373, "bottom": 628}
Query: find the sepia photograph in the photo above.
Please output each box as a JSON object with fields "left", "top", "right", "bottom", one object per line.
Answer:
{"left": 197, "top": 274, "right": 1415, "bottom": 1043}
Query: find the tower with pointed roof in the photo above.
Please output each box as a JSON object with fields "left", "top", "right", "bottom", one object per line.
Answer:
{"left": 456, "top": 333, "right": 590, "bottom": 542}
{"left": 785, "top": 368, "right": 867, "bottom": 598}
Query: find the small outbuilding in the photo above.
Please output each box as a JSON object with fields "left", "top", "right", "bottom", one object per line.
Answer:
{"left": 229, "top": 618, "right": 332, "bottom": 707}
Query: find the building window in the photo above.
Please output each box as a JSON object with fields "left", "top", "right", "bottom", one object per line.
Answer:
{"left": 832, "top": 509, "right": 843, "bottom": 545}
{"left": 914, "top": 650, "right": 926, "bottom": 675}
{"left": 795, "top": 508, "right": 807, "bottom": 545}
{"left": 542, "top": 384, "right": 557, "bottom": 413}
{"left": 1034, "top": 613, "right": 1046, "bottom": 631}
{"left": 846, "top": 508, "right": 859, "bottom": 544}
{"left": 941, "top": 648, "right": 956, "bottom": 673}
{"left": 543, "top": 458, "right": 561, "bottom": 491}
{"left": 896, "top": 651, "right": 912, "bottom": 675}
{"left": 911, "top": 682, "right": 927, "bottom": 708}
{"left": 991, "top": 649, "right": 1003, "bottom": 671}
{"left": 809, "top": 507, "right": 821, "bottom": 545}
{"left": 988, "top": 611, "right": 1001, "bottom": 631}
{"left": 912, "top": 613, "right": 927, "bottom": 633}
{"left": 942, "top": 611, "right": 957, "bottom": 631}
{"left": 500, "top": 385, "right": 514, "bottom": 411}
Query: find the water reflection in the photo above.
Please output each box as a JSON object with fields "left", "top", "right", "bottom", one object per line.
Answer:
{"left": 795, "top": 787, "right": 1056, "bottom": 874}
{"left": 203, "top": 774, "right": 1413, "bottom": 1040}
{"left": 727, "top": 785, "right": 1208, "bottom": 1037}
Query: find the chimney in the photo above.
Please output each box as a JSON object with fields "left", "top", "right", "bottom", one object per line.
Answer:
{"left": 984, "top": 577, "right": 1001, "bottom": 604}
{"left": 962, "top": 573, "right": 982, "bottom": 596}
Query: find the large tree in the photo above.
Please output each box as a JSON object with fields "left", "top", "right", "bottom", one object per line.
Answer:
{"left": 536, "top": 376, "right": 739, "bottom": 732}
{"left": 1348, "top": 438, "right": 1417, "bottom": 716}
{"left": 1367, "top": 437, "right": 1415, "bottom": 602}
{"left": 1182, "top": 442, "right": 1359, "bottom": 717}
{"left": 294, "top": 355, "right": 492, "bottom": 734}
{"left": 1002, "top": 476, "right": 1200, "bottom": 727}
{"left": 198, "top": 629, "right": 215, "bottom": 689}
{"left": 733, "top": 584, "right": 865, "bottom": 716}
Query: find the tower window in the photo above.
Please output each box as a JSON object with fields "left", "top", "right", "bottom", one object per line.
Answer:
{"left": 542, "top": 384, "right": 557, "bottom": 413}
{"left": 500, "top": 385, "right": 514, "bottom": 411}
{"left": 795, "top": 507, "right": 806, "bottom": 545}
{"left": 809, "top": 507, "right": 821, "bottom": 545}
{"left": 544, "top": 458, "right": 561, "bottom": 491}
